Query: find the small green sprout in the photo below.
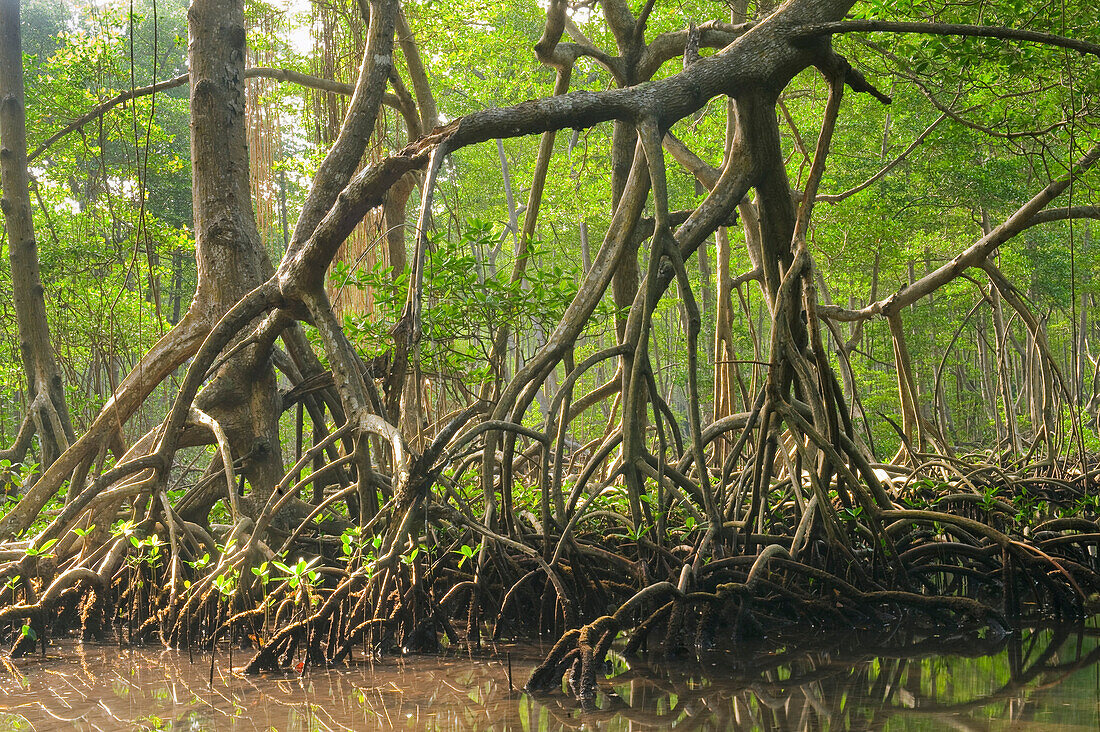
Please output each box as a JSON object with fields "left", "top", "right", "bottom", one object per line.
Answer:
{"left": 73, "top": 524, "right": 96, "bottom": 538}
{"left": 454, "top": 544, "right": 481, "bottom": 568}
{"left": 26, "top": 538, "right": 58, "bottom": 558}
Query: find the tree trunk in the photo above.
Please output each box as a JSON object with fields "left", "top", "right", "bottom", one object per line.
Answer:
{"left": 0, "top": 0, "right": 76, "bottom": 468}
{"left": 186, "top": 0, "right": 283, "bottom": 506}
{"left": 975, "top": 305, "right": 1003, "bottom": 441}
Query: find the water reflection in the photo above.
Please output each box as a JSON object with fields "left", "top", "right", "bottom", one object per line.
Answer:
{"left": 0, "top": 625, "right": 1097, "bottom": 730}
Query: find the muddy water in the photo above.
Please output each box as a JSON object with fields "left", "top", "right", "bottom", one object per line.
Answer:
{"left": 1, "top": 626, "right": 1099, "bottom": 730}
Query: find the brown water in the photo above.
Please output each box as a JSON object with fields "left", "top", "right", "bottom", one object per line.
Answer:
{"left": 0, "top": 627, "right": 1098, "bottom": 730}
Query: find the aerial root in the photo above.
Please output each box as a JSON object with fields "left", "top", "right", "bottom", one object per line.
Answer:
{"left": 0, "top": 441, "right": 1096, "bottom": 700}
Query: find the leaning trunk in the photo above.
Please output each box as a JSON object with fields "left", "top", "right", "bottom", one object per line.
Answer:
{"left": 0, "top": 0, "right": 76, "bottom": 468}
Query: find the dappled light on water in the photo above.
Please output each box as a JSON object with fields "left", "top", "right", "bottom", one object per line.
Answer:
{"left": 1, "top": 626, "right": 1100, "bottom": 730}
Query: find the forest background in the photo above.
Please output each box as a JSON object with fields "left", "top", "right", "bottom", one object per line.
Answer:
{"left": 5, "top": 0, "right": 1098, "bottom": 486}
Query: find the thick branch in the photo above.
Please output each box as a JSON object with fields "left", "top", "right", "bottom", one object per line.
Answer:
{"left": 1026, "top": 206, "right": 1100, "bottom": 227}
{"left": 638, "top": 21, "right": 752, "bottom": 79}
{"left": 280, "top": 0, "right": 857, "bottom": 294}
{"left": 285, "top": 0, "right": 398, "bottom": 249}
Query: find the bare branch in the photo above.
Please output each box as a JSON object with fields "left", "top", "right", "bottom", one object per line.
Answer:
{"left": 819, "top": 143, "right": 1100, "bottom": 323}
{"left": 28, "top": 67, "right": 398, "bottom": 162}
{"left": 536, "top": 0, "right": 621, "bottom": 79}
{"left": 817, "top": 113, "right": 945, "bottom": 204}
{"left": 285, "top": 0, "right": 399, "bottom": 249}
{"left": 794, "top": 69, "right": 845, "bottom": 241}
{"left": 795, "top": 20, "right": 1100, "bottom": 58}
{"left": 29, "top": 73, "right": 187, "bottom": 161}
{"left": 638, "top": 21, "right": 751, "bottom": 79}
{"left": 1026, "top": 205, "right": 1100, "bottom": 227}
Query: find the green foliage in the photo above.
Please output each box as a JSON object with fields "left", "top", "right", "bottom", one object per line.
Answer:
{"left": 272, "top": 558, "right": 319, "bottom": 592}
{"left": 335, "top": 219, "right": 577, "bottom": 383}
{"left": 187, "top": 552, "right": 212, "bottom": 572}
{"left": 250, "top": 560, "right": 271, "bottom": 586}
{"left": 24, "top": 538, "right": 57, "bottom": 558}
{"left": 2, "top": 0, "right": 196, "bottom": 442}
{"left": 454, "top": 543, "right": 481, "bottom": 568}
{"left": 128, "top": 533, "right": 163, "bottom": 567}
{"left": 212, "top": 569, "right": 239, "bottom": 599}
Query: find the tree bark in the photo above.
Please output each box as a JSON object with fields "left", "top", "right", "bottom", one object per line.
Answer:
{"left": 186, "top": 0, "right": 283, "bottom": 505}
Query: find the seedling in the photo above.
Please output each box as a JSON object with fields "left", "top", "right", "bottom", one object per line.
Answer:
{"left": 400, "top": 546, "right": 421, "bottom": 565}
{"left": 213, "top": 569, "right": 239, "bottom": 599}
{"left": 250, "top": 561, "right": 271, "bottom": 586}
{"left": 25, "top": 538, "right": 58, "bottom": 558}
{"left": 187, "top": 552, "right": 211, "bottom": 571}
{"left": 454, "top": 544, "right": 481, "bottom": 568}
{"left": 614, "top": 524, "right": 651, "bottom": 542}
{"left": 272, "top": 558, "right": 320, "bottom": 607}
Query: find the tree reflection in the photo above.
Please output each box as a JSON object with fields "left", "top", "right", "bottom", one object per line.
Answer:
{"left": 527, "top": 625, "right": 1100, "bottom": 731}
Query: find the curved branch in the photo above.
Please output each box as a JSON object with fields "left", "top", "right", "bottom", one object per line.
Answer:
{"left": 0, "top": 567, "right": 102, "bottom": 624}
{"left": 0, "top": 310, "right": 209, "bottom": 541}
{"left": 639, "top": 21, "right": 754, "bottom": 79}
{"left": 28, "top": 73, "right": 188, "bottom": 161}
{"left": 287, "top": 0, "right": 399, "bottom": 251}
{"left": 395, "top": 7, "right": 439, "bottom": 131}
{"left": 536, "top": 0, "right": 621, "bottom": 79}
{"left": 0, "top": 400, "right": 40, "bottom": 465}
{"left": 794, "top": 20, "right": 1100, "bottom": 58}
{"left": 819, "top": 142, "right": 1100, "bottom": 323}
{"left": 28, "top": 67, "right": 391, "bottom": 162}
{"left": 188, "top": 408, "right": 240, "bottom": 522}
{"left": 1026, "top": 205, "right": 1100, "bottom": 227}
{"left": 817, "top": 113, "right": 945, "bottom": 204}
